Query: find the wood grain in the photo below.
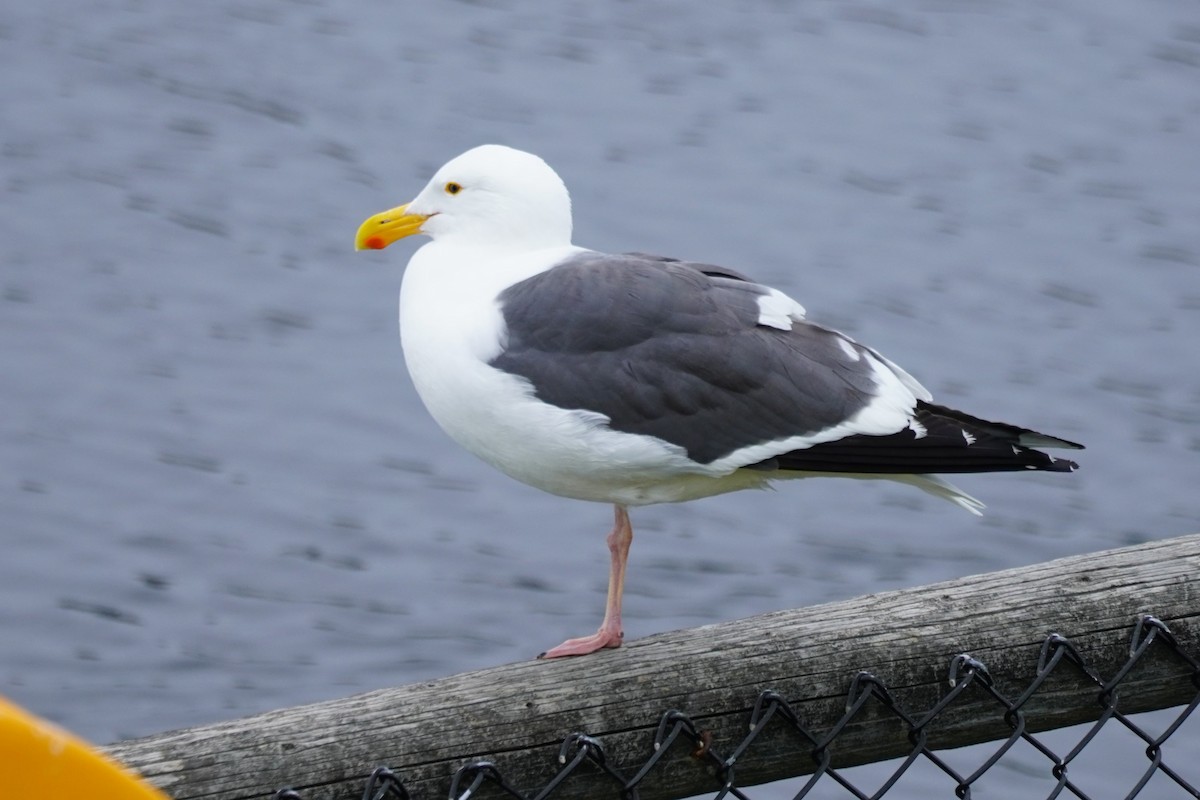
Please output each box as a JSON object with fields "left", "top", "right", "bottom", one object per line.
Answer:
{"left": 106, "top": 534, "right": 1200, "bottom": 800}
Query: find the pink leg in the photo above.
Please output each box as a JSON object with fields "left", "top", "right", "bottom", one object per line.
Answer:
{"left": 539, "top": 505, "right": 633, "bottom": 658}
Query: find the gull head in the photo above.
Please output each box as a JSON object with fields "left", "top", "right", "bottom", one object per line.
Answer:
{"left": 356, "top": 145, "right": 573, "bottom": 252}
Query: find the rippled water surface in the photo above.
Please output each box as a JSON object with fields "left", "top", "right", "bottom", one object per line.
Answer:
{"left": 2, "top": 2, "right": 1198, "bottom": 796}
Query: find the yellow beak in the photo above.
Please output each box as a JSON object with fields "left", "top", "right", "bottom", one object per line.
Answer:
{"left": 355, "top": 203, "right": 429, "bottom": 250}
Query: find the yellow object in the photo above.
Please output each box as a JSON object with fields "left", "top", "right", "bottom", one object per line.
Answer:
{"left": 0, "top": 695, "right": 168, "bottom": 799}
{"left": 355, "top": 203, "right": 428, "bottom": 250}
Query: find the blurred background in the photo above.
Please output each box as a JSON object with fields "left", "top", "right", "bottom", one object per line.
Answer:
{"left": 2, "top": 1, "right": 1197, "bottom": 796}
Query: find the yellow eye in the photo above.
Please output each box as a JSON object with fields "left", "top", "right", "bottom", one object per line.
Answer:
{"left": 444, "top": 181, "right": 462, "bottom": 195}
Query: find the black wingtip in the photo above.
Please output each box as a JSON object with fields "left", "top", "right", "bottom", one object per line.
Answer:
{"left": 1038, "top": 454, "right": 1081, "bottom": 472}
{"left": 769, "top": 403, "right": 1084, "bottom": 476}
{"left": 1019, "top": 432, "right": 1086, "bottom": 451}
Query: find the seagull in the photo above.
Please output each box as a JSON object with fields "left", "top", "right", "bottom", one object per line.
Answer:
{"left": 355, "top": 144, "right": 1083, "bottom": 658}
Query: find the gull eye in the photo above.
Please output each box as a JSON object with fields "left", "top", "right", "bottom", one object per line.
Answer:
{"left": 444, "top": 181, "right": 462, "bottom": 195}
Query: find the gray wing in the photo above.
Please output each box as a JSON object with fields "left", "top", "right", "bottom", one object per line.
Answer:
{"left": 489, "top": 251, "right": 888, "bottom": 465}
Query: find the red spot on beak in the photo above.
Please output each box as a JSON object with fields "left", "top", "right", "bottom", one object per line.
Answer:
{"left": 364, "top": 235, "right": 386, "bottom": 250}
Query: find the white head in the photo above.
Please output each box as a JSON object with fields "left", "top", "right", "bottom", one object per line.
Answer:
{"left": 355, "top": 145, "right": 573, "bottom": 253}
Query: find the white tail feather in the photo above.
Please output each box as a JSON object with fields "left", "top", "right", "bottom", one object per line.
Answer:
{"left": 893, "top": 474, "right": 987, "bottom": 516}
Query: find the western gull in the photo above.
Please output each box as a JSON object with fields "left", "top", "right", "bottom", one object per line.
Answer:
{"left": 355, "top": 144, "right": 1083, "bottom": 658}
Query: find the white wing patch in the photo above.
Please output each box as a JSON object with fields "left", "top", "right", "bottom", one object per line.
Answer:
{"left": 909, "top": 418, "right": 928, "bottom": 439}
{"left": 837, "top": 336, "right": 861, "bottom": 361}
{"left": 962, "top": 429, "right": 976, "bottom": 445}
{"left": 755, "top": 288, "right": 807, "bottom": 331}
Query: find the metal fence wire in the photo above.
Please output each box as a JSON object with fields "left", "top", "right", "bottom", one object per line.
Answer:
{"left": 276, "top": 615, "right": 1200, "bottom": 800}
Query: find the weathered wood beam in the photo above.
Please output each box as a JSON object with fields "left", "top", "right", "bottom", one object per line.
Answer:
{"left": 106, "top": 533, "right": 1200, "bottom": 800}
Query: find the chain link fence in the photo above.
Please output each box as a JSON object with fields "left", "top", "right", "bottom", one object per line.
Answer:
{"left": 275, "top": 614, "right": 1199, "bottom": 800}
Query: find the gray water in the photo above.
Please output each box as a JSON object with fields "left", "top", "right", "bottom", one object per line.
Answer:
{"left": 2, "top": 1, "right": 1198, "bottom": 796}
